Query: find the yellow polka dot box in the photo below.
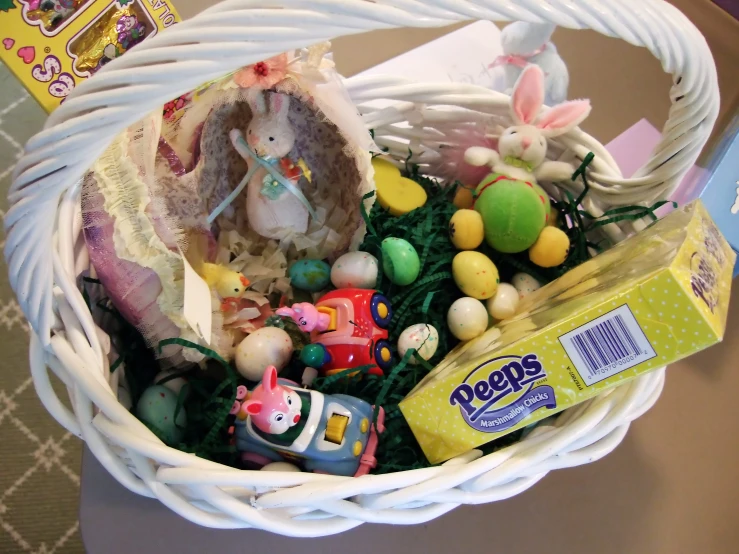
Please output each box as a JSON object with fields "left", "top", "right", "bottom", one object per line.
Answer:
{"left": 401, "top": 201, "right": 735, "bottom": 463}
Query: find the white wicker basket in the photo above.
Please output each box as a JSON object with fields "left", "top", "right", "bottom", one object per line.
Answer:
{"left": 5, "top": 0, "right": 718, "bottom": 537}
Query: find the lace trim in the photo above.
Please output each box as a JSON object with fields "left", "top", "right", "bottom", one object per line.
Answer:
{"left": 92, "top": 132, "right": 187, "bottom": 329}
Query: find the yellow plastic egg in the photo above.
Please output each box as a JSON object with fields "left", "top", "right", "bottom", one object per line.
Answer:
{"left": 372, "top": 158, "right": 427, "bottom": 216}
{"left": 529, "top": 226, "right": 570, "bottom": 268}
{"left": 453, "top": 186, "right": 475, "bottom": 209}
{"left": 371, "top": 157, "right": 401, "bottom": 182}
{"left": 452, "top": 251, "right": 499, "bottom": 300}
{"left": 449, "top": 209, "right": 484, "bottom": 250}
{"left": 377, "top": 176, "right": 428, "bottom": 216}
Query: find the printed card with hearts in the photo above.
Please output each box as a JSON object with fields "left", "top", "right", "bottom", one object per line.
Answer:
{"left": 0, "top": 0, "right": 181, "bottom": 112}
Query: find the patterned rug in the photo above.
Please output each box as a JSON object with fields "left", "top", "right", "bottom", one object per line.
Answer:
{"left": 0, "top": 63, "right": 83, "bottom": 553}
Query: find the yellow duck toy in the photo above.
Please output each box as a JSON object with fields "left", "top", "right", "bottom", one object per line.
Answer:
{"left": 185, "top": 232, "right": 250, "bottom": 310}
{"left": 200, "top": 263, "right": 250, "bottom": 300}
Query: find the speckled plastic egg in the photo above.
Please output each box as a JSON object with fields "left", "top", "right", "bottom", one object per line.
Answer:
{"left": 447, "top": 297, "right": 489, "bottom": 341}
{"left": 136, "top": 385, "right": 187, "bottom": 445}
{"left": 235, "top": 327, "right": 293, "bottom": 380}
{"left": 382, "top": 238, "right": 420, "bottom": 286}
{"left": 449, "top": 209, "right": 484, "bottom": 250}
{"left": 289, "top": 259, "right": 331, "bottom": 292}
{"left": 452, "top": 251, "right": 499, "bottom": 299}
{"left": 398, "top": 324, "right": 439, "bottom": 364}
{"left": 331, "top": 251, "right": 379, "bottom": 289}
{"left": 261, "top": 462, "right": 301, "bottom": 472}
{"left": 511, "top": 272, "right": 542, "bottom": 299}
{"left": 486, "top": 283, "right": 520, "bottom": 320}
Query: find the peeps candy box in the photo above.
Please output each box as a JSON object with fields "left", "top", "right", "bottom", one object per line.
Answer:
{"left": 400, "top": 201, "right": 735, "bottom": 464}
{"left": 0, "top": 0, "right": 181, "bottom": 112}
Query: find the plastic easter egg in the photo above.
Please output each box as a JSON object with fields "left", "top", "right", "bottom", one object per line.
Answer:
{"left": 154, "top": 369, "right": 190, "bottom": 400}
{"left": 381, "top": 238, "right": 420, "bottom": 286}
{"left": 511, "top": 272, "right": 542, "bottom": 299}
{"left": 262, "top": 462, "right": 301, "bottom": 472}
{"left": 377, "top": 176, "right": 428, "bottom": 216}
{"left": 331, "top": 251, "right": 379, "bottom": 289}
{"left": 447, "top": 297, "right": 489, "bottom": 341}
{"left": 449, "top": 209, "right": 484, "bottom": 250}
{"left": 475, "top": 177, "right": 547, "bottom": 253}
{"left": 453, "top": 186, "right": 475, "bottom": 209}
{"left": 398, "top": 324, "right": 439, "bottom": 364}
{"left": 136, "top": 385, "right": 187, "bottom": 445}
{"left": 235, "top": 327, "right": 293, "bottom": 380}
{"left": 486, "top": 283, "right": 520, "bottom": 320}
{"left": 372, "top": 157, "right": 401, "bottom": 183}
{"left": 529, "top": 227, "right": 570, "bottom": 268}
{"left": 289, "top": 259, "right": 331, "bottom": 292}
{"left": 452, "top": 251, "right": 499, "bottom": 300}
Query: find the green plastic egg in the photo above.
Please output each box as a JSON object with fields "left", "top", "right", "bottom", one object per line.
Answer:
{"left": 289, "top": 259, "right": 331, "bottom": 292}
{"left": 136, "top": 385, "right": 187, "bottom": 445}
{"left": 475, "top": 177, "right": 547, "bottom": 253}
{"left": 381, "top": 237, "right": 420, "bottom": 286}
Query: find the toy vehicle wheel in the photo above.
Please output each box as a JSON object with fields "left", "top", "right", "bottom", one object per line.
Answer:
{"left": 373, "top": 339, "right": 393, "bottom": 372}
{"left": 370, "top": 293, "right": 393, "bottom": 328}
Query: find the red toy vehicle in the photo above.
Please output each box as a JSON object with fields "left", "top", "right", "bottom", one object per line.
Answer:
{"left": 295, "top": 289, "right": 394, "bottom": 376}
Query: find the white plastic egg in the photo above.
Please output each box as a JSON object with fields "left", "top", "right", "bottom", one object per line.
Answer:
{"left": 486, "top": 283, "right": 520, "bottom": 320}
{"left": 447, "top": 297, "right": 489, "bottom": 341}
{"left": 398, "top": 324, "right": 439, "bottom": 364}
{"left": 261, "top": 462, "right": 301, "bottom": 472}
{"left": 235, "top": 327, "right": 294, "bottom": 380}
{"left": 331, "top": 251, "right": 379, "bottom": 289}
{"left": 511, "top": 272, "right": 542, "bottom": 299}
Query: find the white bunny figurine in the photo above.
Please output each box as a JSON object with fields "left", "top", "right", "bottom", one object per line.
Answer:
{"left": 497, "top": 22, "right": 569, "bottom": 106}
{"left": 464, "top": 64, "right": 590, "bottom": 184}
{"left": 243, "top": 90, "right": 310, "bottom": 240}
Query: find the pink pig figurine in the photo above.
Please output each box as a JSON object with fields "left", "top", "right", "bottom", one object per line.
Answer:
{"left": 239, "top": 366, "right": 302, "bottom": 435}
{"left": 275, "top": 302, "right": 331, "bottom": 332}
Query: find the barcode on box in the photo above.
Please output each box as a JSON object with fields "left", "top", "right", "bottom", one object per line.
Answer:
{"left": 559, "top": 305, "right": 656, "bottom": 386}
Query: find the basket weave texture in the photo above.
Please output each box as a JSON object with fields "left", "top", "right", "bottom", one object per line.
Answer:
{"left": 4, "top": 0, "right": 717, "bottom": 536}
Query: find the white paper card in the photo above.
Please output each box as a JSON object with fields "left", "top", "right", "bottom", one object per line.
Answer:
{"left": 356, "top": 21, "right": 506, "bottom": 87}
{"left": 181, "top": 254, "right": 212, "bottom": 345}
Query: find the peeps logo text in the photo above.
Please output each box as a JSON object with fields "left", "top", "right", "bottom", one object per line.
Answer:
{"left": 449, "top": 354, "right": 555, "bottom": 433}
{"left": 690, "top": 252, "right": 719, "bottom": 314}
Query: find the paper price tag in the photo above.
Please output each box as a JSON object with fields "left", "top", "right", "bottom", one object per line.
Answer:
{"left": 181, "top": 253, "right": 212, "bottom": 345}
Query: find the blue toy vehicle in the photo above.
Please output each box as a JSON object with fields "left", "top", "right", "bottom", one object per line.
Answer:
{"left": 232, "top": 366, "right": 385, "bottom": 477}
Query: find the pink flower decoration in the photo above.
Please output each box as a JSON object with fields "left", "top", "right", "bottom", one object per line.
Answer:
{"left": 233, "top": 54, "right": 288, "bottom": 89}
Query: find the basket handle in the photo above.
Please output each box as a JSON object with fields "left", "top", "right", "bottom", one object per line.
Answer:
{"left": 6, "top": 0, "right": 718, "bottom": 345}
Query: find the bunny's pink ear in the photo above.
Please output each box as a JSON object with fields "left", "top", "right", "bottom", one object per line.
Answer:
{"left": 510, "top": 65, "right": 544, "bottom": 125}
{"left": 263, "top": 365, "right": 278, "bottom": 391}
{"left": 243, "top": 399, "right": 263, "bottom": 416}
{"left": 246, "top": 89, "right": 267, "bottom": 115}
{"left": 275, "top": 307, "right": 294, "bottom": 318}
{"left": 536, "top": 100, "right": 591, "bottom": 138}
{"left": 269, "top": 92, "right": 290, "bottom": 120}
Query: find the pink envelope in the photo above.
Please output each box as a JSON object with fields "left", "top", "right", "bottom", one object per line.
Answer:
{"left": 604, "top": 119, "right": 709, "bottom": 215}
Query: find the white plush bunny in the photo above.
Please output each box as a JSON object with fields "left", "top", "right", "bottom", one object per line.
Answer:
{"left": 464, "top": 64, "right": 591, "bottom": 184}
{"left": 242, "top": 90, "right": 310, "bottom": 239}
{"left": 497, "top": 22, "right": 569, "bottom": 106}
